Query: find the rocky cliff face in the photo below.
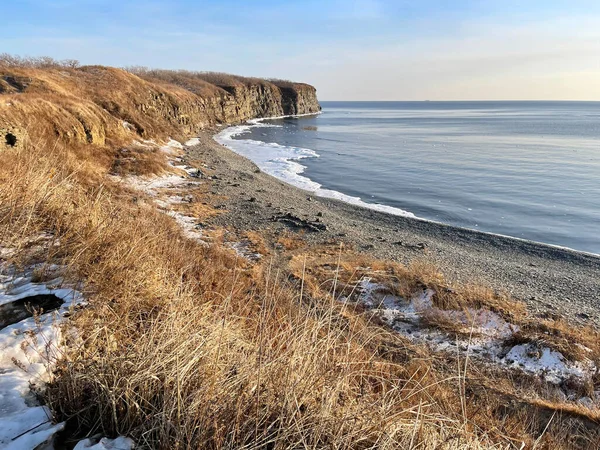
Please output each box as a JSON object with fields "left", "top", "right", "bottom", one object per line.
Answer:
{"left": 198, "top": 82, "right": 320, "bottom": 125}
{"left": 0, "top": 66, "right": 320, "bottom": 150}
{"left": 278, "top": 85, "right": 320, "bottom": 116}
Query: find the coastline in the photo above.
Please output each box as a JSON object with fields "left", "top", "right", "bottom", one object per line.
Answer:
{"left": 214, "top": 115, "right": 418, "bottom": 219}
{"left": 217, "top": 119, "right": 600, "bottom": 259}
{"left": 184, "top": 130, "right": 600, "bottom": 326}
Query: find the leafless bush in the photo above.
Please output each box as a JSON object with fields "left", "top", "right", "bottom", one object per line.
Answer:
{"left": 0, "top": 53, "right": 80, "bottom": 69}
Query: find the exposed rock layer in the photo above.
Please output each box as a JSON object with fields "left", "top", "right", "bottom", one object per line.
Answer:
{"left": 0, "top": 66, "right": 320, "bottom": 150}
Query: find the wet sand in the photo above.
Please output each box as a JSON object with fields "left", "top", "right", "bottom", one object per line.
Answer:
{"left": 184, "top": 131, "right": 600, "bottom": 326}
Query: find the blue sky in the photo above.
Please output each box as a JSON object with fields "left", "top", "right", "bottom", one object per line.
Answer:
{"left": 2, "top": 0, "right": 600, "bottom": 100}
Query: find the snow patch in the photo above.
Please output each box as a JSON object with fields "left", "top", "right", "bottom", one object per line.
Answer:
{"left": 74, "top": 436, "right": 134, "bottom": 450}
{"left": 160, "top": 139, "right": 184, "bottom": 155}
{"left": 0, "top": 276, "right": 71, "bottom": 308}
{"left": 227, "top": 241, "right": 262, "bottom": 262}
{"left": 424, "top": 306, "right": 518, "bottom": 339}
{"left": 349, "top": 278, "right": 595, "bottom": 386}
{"left": 114, "top": 142, "right": 209, "bottom": 248}
{"left": 184, "top": 137, "right": 201, "bottom": 147}
{"left": 121, "top": 121, "right": 135, "bottom": 132}
{"left": 117, "top": 174, "right": 199, "bottom": 198}
{"left": 0, "top": 268, "right": 83, "bottom": 449}
{"left": 131, "top": 139, "right": 155, "bottom": 149}
{"left": 0, "top": 256, "right": 135, "bottom": 448}
{"left": 2, "top": 419, "right": 65, "bottom": 450}
{"left": 504, "top": 344, "right": 593, "bottom": 384}
{"left": 167, "top": 211, "right": 204, "bottom": 242}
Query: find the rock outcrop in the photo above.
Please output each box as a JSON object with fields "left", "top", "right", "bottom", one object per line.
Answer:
{"left": 0, "top": 66, "right": 320, "bottom": 149}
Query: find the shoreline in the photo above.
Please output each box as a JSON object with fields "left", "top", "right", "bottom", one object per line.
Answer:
{"left": 216, "top": 115, "right": 600, "bottom": 258}
{"left": 184, "top": 131, "right": 600, "bottom": 326}
{"left": 214, "top": 116, "right": 418, "bottom": 219}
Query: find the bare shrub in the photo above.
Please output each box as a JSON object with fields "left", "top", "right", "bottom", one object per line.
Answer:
{"left": 0, "top": 53, "right": 80, "bottom": 69}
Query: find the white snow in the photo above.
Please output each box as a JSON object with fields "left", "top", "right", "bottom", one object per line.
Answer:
{"left": 0, "top": 258, "right": 136, "bottom": 449}
{"left": 0, "top": 139, "right": 199, "bottom": 448}
{"left": 0, "top": 279, "right": 73, "bottom": 307}
{"left": 160, "top": 139, "right": 184, "bottom": 155}
{"left": 121, "top": 121, "right": 134, "bottom": 132}
{"left": 2, "top": 419, "right": 65, "bottom": 450}
{"left": 0, "top": 269, "right": 83, "bottom": 449}
{"left": 113, "top": 140, "right": 211, "bottom": 248}
{"left": 356, "top": 277, "right": 384, "bottom": 307}
{"left": 184, "top": 137, "right": 201, "bottom": 147}
{"left": 348, "top": 278, "right": 596, "bottom": 386}
{"left": 116, "top": 141, "right": 201, "bottom": 199}
{"left": 227, "top": 241, "right": 262, "bottom": 261}
{"left": 504, "top": 344, "right": 594, "bottom": 384}
{"left": 74, "top": 436, "right": 134, "bottom": 450}
{"left": 401, "top": 288, "right": 435, "bottom": 317}
{"left": 121, "top": 174, "right": 196, "bottom": 196}
{"left": 166, "top": 210, "right": 204, "bottom": 242}
{"left": 423, "top": 306, "right": 518, "bottom": 339}
{"left": 130, "top": 139, "right": 155, "bottom": 149}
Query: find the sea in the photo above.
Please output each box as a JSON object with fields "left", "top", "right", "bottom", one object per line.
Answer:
{"left": 215, "top": 101, "right": 600, "bottom": 255}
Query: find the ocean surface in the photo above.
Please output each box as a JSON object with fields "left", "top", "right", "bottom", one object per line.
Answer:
{"left": 216, "top": 102, "right": 600, "bottom": 255}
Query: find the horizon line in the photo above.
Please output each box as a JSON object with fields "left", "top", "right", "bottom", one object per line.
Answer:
{"left": 319, "top": 99, "right": 600, "bottom": 103}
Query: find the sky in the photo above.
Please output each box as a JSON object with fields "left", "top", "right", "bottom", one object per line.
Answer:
{"left": 2, "top": 0, "right": 600, "bottom": 100}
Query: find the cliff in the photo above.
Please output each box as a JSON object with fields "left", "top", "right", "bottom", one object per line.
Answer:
{"left": 0, "top": 65, "right": 320, "bottom": 150}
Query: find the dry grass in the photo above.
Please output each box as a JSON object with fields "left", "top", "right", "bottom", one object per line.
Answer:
{"left": 432, "top": 282, "right": 526, "bottom": 321}
{"left": 180, "top": 196, "right": 224, "bottom": 222}
{"left": 504, "top": 319, "right": 600, "bottom": 364}
{"left": 288, "top": 248, "right": 600, "bottom": 422}
{"left": 288, "top": 250, "right": 435, "bottom": 302}
{"left": 244, "top": 231, "right": 271, "bottom": 257}
{"left": 2, "top": 137, "right": 596, "bottom": 447}
{"left": 110, "top": 143, "right": 170, "bottom": 177}
{"left": 0, "top": 53, "right": 80, "bottom": 69}
{"left": 126, "top": 68, "right": 230, "bottom": 97}
{"left": 277, "top": 232, "right": 307, "bottom": 251}
{"left": 1, "top": 139, "right": 509, "bottom": 449}
{"left": 294, "top": 248, "right": 597, "bottom": 349}
{"left": 128, "top": 67, "right": 268, "bottom": 89}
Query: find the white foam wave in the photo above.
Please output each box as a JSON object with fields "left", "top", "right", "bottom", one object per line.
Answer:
{"left": 215, "top": 117, "right": 416, "bottom": 219}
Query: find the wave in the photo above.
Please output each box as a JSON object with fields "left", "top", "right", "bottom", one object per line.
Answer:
{"left": 215, "top": 116, "right": 417, "bottom": 219}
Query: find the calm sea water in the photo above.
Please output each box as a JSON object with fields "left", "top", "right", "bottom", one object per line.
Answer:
{"left": 217, "top": 101, "right": 600, "bottom": 254}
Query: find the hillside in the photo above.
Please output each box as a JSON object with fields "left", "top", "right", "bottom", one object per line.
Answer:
{"left": 0, "top": 59, "right": 599, "bottom": 450}
{"left": 0, "top": 62, "right": 320, "bottom": 151}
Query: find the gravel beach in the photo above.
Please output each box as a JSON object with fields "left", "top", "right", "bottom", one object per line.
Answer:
{"left": 185, "top": 131, "right": 600, "bottom": 327}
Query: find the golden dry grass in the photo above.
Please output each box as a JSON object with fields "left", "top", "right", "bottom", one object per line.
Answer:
{"left": 286, "top": 248, "right": 600, "bottom": 434}
{"left": 277, "top": 232, "right": 307, "bottom": 251}
{"left": 243, "top": 231, "right": 271, "bottom": 257}
{"left": 110, "top": 143, "right": 170, "bottom": 177}
{"left": 0, "top": 139, "right": 507, "bottom": 449}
